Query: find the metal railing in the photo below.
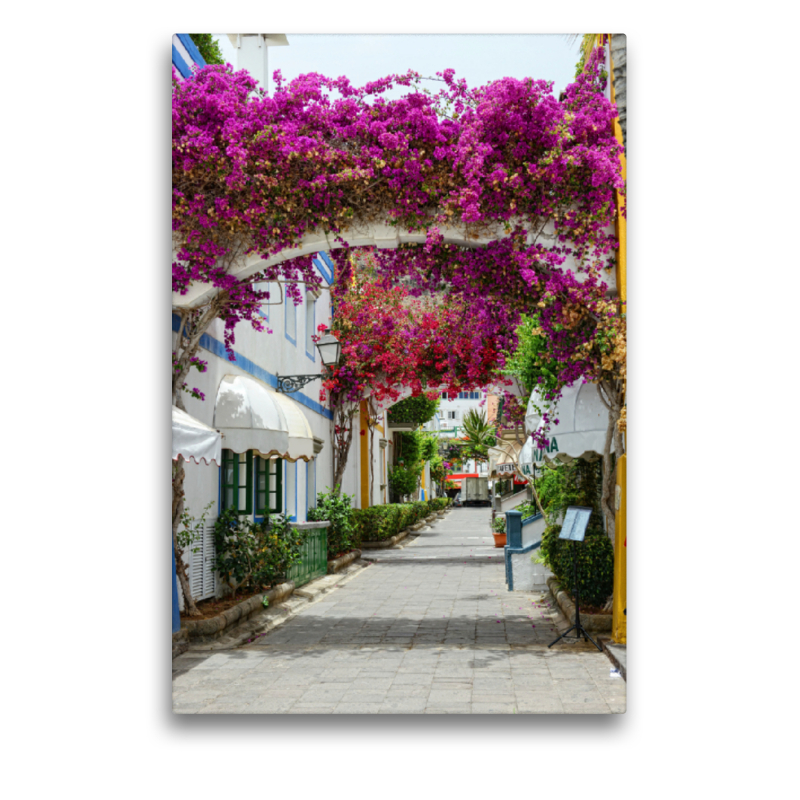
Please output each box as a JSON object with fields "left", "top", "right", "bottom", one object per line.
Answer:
{"left": 286, "top": 521, "right": 330, "bottom": 588}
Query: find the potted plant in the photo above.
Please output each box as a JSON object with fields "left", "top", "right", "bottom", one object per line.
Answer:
{"left": 491, "top": 514, "right": 507, "bottom": 548}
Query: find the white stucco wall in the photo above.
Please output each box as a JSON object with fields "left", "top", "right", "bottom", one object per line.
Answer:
{"left": 174, "top": 259, "right": 377, "bottom": 597}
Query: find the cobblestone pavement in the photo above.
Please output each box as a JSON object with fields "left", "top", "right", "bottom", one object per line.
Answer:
{"left": 173, "top": 508, "right": 625, "bottom": 714}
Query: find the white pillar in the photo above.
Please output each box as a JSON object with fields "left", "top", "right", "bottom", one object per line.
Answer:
{"left": 227, "top": 34, "right": 289, "bottom": 94}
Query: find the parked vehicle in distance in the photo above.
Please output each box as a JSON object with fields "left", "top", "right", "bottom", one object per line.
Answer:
{"left": 463, "top": 476, "right": 491, "bottom": 507}
{"left": 453, "top": 492, "right": 463, "bottom": 507}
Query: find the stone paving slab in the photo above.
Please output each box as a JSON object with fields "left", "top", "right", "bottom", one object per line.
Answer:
{"left": 173, "top": 508, "right": 625, "bottom": 714}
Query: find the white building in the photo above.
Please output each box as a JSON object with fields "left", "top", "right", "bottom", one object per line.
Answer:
{"left": 172, "top": 35, "right": 385, "bottom": 607}
{"left": 424, "top": 390, "right": 489, "bottom": 476}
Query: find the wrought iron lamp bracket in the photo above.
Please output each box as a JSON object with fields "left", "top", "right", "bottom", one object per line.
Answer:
{"left": 276, "top": 374, "right": 319, "bottom": 394}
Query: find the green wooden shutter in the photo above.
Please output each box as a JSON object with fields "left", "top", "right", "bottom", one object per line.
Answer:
{"left": 245, "top": 450, "right": 254, "bottom": 515}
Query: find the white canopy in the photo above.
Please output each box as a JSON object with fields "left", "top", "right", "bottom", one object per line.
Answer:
{"left": 213, "top": 375, "right": 315, "bottom": 462}
{"left": 272, "top": 389, "right": 315, "bottom": 462}
{"left": 525, "top": 379, "right": 615, "bottom": 464}
{"left": 172, "top": 406, "right": 222, "bottom": 465}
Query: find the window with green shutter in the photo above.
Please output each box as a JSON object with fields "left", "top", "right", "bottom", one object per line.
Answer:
{"left": 255, "top": 455, "right": 282, "bottom": 515}
{"left": 221, "top": 449, "right": 253, "bottom": 514}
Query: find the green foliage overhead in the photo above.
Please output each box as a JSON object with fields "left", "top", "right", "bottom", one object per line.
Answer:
{"left": 420, "top": 434, "right": 438, "bottom": 462}
{"left": 387, "top": 394, "right": 440, "bottom": 425}
{"left": 395, "top": 430, "right": 423, "bottom": 466}
{"left": 429, "top": 455, "right": 446, "bottom": 483}
{"left": 188, "top": 34, "right": 226, "bottom": 66}
{"left": 503, "top": 314, "right": 560, "bottom": 400}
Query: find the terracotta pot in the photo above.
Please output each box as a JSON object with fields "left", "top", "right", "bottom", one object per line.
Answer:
{"left": 492, "top": 532, "right": 507, "bottom": 548}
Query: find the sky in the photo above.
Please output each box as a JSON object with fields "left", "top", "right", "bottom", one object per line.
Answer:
{"left": 212, "top": 34, "right": 582, "bottom": 98}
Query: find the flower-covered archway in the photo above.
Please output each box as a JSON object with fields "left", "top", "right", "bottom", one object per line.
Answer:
{"left": 172, "top": 44, "right": 626, "bottom": 576}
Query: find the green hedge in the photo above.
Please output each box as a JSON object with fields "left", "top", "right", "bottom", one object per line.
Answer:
{"left": 353, "top": 497, "right": 451, "bottom": 542}
{"left": 540, "top": 523, "right": 613, "bottom": 607}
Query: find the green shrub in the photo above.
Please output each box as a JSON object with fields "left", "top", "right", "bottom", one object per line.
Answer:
{"left": 307, "top": 486, "right": 358, "bottom": 558}
{"left": 492, "top": 514, "right": 507, "bottom": 533}
{"left": 540, "top": 522, "right": 613, "bottom": 607}
{"left": 388, "top": 465, "right": 418, "bottom": 500}
{"left": 352, "top": 505, "right": 401, "bottom": 542}
{"left": 387, "top": 395, "right": 439, "bottom": 425}
{"left": 213, "top": 509, "right": 308, "bottom": 597}
{"left": 514, "top": 501, "right": 540, "bottom": 519}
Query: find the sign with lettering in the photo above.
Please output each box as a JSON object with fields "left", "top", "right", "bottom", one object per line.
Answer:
{"left": 558, "top": 506, "right": 593, "bottom": 542}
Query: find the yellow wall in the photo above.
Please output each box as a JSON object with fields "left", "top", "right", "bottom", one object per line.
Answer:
{"left": 360, "top": 400, "right": 369, "bottom": 508}
{"left": 613, "top": 455, "right": 627, "bottom": 643}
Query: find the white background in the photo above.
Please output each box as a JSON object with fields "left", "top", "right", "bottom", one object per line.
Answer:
{"left": 3, "top": 2, "right": 798, "bottom": 798}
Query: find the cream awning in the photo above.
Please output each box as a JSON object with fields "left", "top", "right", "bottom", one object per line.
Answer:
{"left": 172, "top": 406, "right": 222, "bottom": 465}
{"left": 525, "top": 379, "right": 616, "bottom": 464}
{"left": 213, "top": 375, "right": 315, "bottom": 462}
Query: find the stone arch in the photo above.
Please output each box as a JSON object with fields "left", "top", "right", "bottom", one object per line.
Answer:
{"left": 172, "top": 219, "right": 617, "bottom": 309}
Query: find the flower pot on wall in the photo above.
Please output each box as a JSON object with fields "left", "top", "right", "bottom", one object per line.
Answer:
{"left": 492, "top": 532, "right": 506, "bottom": 548}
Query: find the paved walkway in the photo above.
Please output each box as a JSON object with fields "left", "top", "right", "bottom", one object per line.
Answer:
{"left": 172, "top": 508, "right": 625, "bottom": 714}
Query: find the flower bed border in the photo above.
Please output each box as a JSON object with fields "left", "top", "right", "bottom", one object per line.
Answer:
{"left": 546, "top": 575, "right": 612, "bottom": 633}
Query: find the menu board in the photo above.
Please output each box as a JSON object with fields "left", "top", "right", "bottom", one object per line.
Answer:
{"left": 559, "top": 506, "right": 593, "bottom": 542}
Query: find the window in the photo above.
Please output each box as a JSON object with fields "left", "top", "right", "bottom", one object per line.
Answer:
{"left": 305, "top": 294, "right": 316, "bottom": 360}
{"left": 447, "top": 410, "right": 458, "bottom": 420}
{"left": 222, "top": 450, "right": 283, "bottom": 516}
{"left": 221, "top": 450, "right": 252, "bottom": 514}
{"left": 255, "top": 456, "right": 282, "bottom": 515}
{"left": 457, "top": 391, "right": 480, "bottom": 400}
{"left": 285, "top": 292, "right": 297, "bottom": 344}
{"left": 256, "top": 281, "right": 281, "bottom": 321}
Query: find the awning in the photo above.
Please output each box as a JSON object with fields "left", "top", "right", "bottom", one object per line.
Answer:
{"left": 525, "top": 379, "right": 615, "bottom": 465}
{"left": 213, "top": 375, "right": 315, "bottom": 462}
{"left": 492, "top": 441, "right": 522, "bottom": 473}
{"left": 271, "top": 389, "right": 315, "bottom": 462}
{"left": 172, "top": 406, "right": 222, "bottom": 465}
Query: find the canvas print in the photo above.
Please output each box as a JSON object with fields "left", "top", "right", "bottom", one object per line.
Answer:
{"left": 171, "top": 33, "right": 627, "bottom": 714}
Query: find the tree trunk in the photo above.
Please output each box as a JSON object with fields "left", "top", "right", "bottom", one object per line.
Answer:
{"left": 331, "top": 396, "right": 356, "bottom": 495}
{"left": 171, "top": 303, "right": 224, "bottom": 620}
{"left": 172, "top": 455, "right": 200, "bottom": 616}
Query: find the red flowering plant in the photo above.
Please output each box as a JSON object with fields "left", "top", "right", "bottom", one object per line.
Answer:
{"left": 321, "top": 252, "right": 507, "bottom": 488}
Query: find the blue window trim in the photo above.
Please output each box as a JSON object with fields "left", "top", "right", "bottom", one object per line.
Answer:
{"left": 172, "top": 313, "right": 332, "bottom": 419}
{"left": 313, "top": 252, "right": 334, "bottom": 285}
{"left": 305, "top": 294, "right": 316, "bottom": 363}
{"left": 172, "top": 45, "right": 192, "bottom": 79}
{"left": 285, "top": 292, "right": 297, "bottom": 346}
{"left": 176, "top": 34, "right": 207, "bottom": 67}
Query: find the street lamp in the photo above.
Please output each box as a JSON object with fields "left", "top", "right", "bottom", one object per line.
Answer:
{"left": 276, "top": 330, "right": 342, "bottom": 393}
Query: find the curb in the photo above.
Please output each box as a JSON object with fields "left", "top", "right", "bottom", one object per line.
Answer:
{"left": 327, "top": 549, "right": 361, "bottom": 573}
{"left": 180, "top": 581, "right": 296, "bottom": 643}
{"left": 546, "top": 576, "right": 612, "bottom": 633}
{"left": 599, "top": 638, "right": 627, "bottom": 681}
{"left": 360, "top": 527, "right": 411, "bottom": 549}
